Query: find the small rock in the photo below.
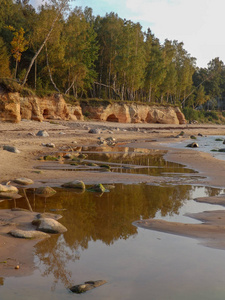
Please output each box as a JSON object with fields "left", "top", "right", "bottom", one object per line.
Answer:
{"left": 9, "top": 229, "right": 50, "bottom": 239}
{"left": 32, "top": 218, "right": 67, "bottom": 234}
{"left": 13, "top": 178, "right": 34, "bottom": 185}
{"left": 3, "top": 145, "right": 20, "bottom": 153}
{"left": 36, "top": 130, "right": 49, "bottom": 137}
{"left": 70, "top": 280, "right": 107, "bottom": 294}
{"left": 186, "top": 142, "right": 199, "bottom": 148}
{"left": 42, "top": 143, "right": 55, "bottom": 148}
{"left": 62, "top": 180, "right": 85, "bottom": 190}
{"left": 88, "top": 128, "right": 101, "bottom": 134}
{"left": 63, "top": 153, "right": 72, "bottom": 159}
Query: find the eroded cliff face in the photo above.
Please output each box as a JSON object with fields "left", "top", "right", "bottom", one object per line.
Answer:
{"left": 0, "top": 91, "right": 185, "bottom": 124}
{"left": 81, "top": 102, "right": 186, "bottom": 124}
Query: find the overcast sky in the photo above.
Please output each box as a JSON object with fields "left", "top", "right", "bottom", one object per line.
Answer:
{"left": 30, "top": 0, "right": 225, "bottom": 68}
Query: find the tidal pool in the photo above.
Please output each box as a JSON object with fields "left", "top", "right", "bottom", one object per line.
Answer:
{"left": 38, "top": 146, "right": 197, "bottom": 177}
{"left": 1, "top": 184, "right": 225, "bottom": 300}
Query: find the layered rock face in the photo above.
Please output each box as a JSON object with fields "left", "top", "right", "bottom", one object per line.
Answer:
{"left": 81, "top": 102, "right": 186, "bottom": 124}
{"left": 0, "top": 91, "right": 185, "bottom": 124}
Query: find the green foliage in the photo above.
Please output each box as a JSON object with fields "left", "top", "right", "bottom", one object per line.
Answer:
{"left": 0, "top": 0, "right": 225, "bottom": 114}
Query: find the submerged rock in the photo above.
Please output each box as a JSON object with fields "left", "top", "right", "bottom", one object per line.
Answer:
{"left": 32, "top": 218, "right": 67, "bottom": 234}
{"left": 9, "top": 229, "right": 50, "bottom": 239}
{"left": 62, "top": 180, "right": 85, "bottom": 190}
{"left": 70, "top": 280, "right": 107, "bottom": 294}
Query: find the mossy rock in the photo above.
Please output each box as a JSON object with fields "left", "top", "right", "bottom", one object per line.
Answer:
{"left": 44, "top": 155, "right": 59, "bottom": 161}
{"left": 35, "top": 186, "right": 56, "bottom": 197}
{"left": 215, "top": 138, "right": 223, "bottom": 141}
{"left": 87, "top": 184, "right": 107, "bottom": 193}
{"left": 61, "top": 180, "right": 85, "bottom": 190}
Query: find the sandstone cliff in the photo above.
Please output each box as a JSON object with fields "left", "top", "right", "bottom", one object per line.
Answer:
{"left": 0, "top": 90, "right": 185, "bottom": 124}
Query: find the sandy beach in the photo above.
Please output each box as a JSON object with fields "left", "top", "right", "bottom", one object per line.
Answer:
{"left": 2, "top": 120, "right": 225, "bottom": 277}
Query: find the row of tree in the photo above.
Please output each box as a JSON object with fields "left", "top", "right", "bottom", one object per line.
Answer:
{"left": 1, "top": 0, "right": 225, "bottom": 108}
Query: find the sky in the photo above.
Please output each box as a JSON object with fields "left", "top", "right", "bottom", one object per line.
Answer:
{"left": 29, "top": 0, "right": 225, "bottom": 68}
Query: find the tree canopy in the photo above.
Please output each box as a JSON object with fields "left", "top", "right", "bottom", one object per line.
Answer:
{"left": 0, "top": 0, "right": 225, "bottom": 109}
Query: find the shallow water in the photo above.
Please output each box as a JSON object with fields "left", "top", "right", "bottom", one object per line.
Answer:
{"left": 38, "top": 146, "right": 197, "bottom": 177}
{"left": 1, "top": 184, "right": 225, "bottom": 299}
{"left": 167, "top": 135, "right": 225, "bottom": 161}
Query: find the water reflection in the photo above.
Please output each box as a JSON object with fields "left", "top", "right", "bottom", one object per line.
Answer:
{"left": 0, "top": 184, "right": 223, "bottom": 294}
{"left": 38, "top": 146, "right": 196, "bottom": 177}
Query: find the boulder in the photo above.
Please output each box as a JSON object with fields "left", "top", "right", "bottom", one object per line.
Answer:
{"left": 32, "top": 218, "right": 67, "bottom": 234}
{"left": 87, "top": 184, "right": 107, "bottom": 193}
{"left": 0, "top": 184, "right": 18, "bottom": 193}
{"left": 35, "top": 186, "right": 56, "bottom": 197}
{"left": 62, "top": 180, "right": 85, "bottom": 190}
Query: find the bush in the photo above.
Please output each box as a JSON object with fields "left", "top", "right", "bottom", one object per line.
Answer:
{"left": 183, "top": 107, "right": 199, "bottom": 121}
{"left": 204, "top": 111, "right": 219, "bottom": 120}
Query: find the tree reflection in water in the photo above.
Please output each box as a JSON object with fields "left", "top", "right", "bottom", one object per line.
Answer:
{"left": 0, "top": 183, "right": 222, "bottom": 290}
{"left": 32, "top": 183, "right": 195, "bottom": 289}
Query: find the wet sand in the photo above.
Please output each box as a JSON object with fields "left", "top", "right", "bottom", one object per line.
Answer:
{"left": 1, "top": 120, "right": 225, "bottom": 276}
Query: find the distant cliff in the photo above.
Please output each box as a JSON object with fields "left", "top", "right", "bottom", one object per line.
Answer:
{"left": 0, "top": 91, "right": 185, "bottom": 124}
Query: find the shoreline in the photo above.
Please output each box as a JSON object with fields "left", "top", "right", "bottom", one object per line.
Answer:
{"left": 1, "top": 120, "right": 225, "bottom": 277}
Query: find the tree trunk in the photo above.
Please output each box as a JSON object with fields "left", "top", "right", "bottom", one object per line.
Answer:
{"left": 45, "top": 44, "right": 60, "bottom": 93}
{"left": 22, "top": 4, "right": 65, "bottom": 87}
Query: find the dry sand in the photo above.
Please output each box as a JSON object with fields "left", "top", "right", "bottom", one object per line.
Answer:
{"left": 1, "top": 120, "right": 225, "bottom": 276}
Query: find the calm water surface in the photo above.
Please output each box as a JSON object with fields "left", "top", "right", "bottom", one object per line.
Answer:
{"left": 1, "top": 184, "right": 225, "bottom": 300}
